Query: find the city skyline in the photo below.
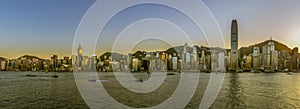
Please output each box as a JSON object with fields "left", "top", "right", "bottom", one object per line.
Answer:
{"left": 2, "top": 1, "right": 300, "bottom": 109}
{"left": 0, "top": 37, "right": 298, "bottom": 60}
{"left": 1, "top": 0, "right": 300, "bottom": 59}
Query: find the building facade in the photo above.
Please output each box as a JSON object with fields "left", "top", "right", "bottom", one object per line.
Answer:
{"left": 230, "top": 19, "right": 239, "bottom": 71}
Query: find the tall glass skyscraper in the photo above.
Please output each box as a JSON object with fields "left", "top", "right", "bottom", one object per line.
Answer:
{"left": 230, "top": 19, "right": 239, "bottom": 71}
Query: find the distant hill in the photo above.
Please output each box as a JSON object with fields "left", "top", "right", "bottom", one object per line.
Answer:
{"left": 17, "top": 55, "right": 44, "bottom": 60}
{"left": 239, "top": 39, "right": 292, "bottom": 58}
{"left": 99, "top": 52, "right": 126, "bottom": 61}
{"left": 0, "top": 57, "right": 7, "bottom": 61}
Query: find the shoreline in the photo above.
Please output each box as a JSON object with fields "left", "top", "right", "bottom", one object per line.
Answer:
{"left": 1, "top": 71, "right": 300, "bottom": 73}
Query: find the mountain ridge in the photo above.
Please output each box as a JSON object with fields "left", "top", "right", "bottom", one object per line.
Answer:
{"left": 239, "top": 39, "right": 292, "bottom": 58}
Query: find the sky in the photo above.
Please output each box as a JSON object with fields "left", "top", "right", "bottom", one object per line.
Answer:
{"left": 1, "top": 0, "right": 300, "bottom": 59}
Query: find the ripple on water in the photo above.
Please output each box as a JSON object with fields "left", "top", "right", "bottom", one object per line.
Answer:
{"left": 1, "top": 72, "right": 300, "bottom": 108}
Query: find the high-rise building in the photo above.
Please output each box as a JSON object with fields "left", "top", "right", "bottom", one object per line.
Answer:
{"left": 77, "top": 45, "right": 83, "bottom": 67}
{"left": 278, "top": 50, "right": 290, "bottom": 70}
{"left": 271, "top": 51, "right": 278, "bottom": 67}
{"left": 262, "top": 39, "right": 278, "bottom": 70}
{"left": 211, "top": 50, "right": 217, "bottom": 71}
{"left": 262, "top": 45, "right": 269, "bottom": 66}
{"left": 244, "top": 54, "right": 252, "bottom": 68}
{"left": 292, "top": 47, "right": 299, "bottom": 70}
{"left": 218, "top": 52, "right": 226, "bottom": 72}
{"left": 200, "top": 50, "right": 206, "bottom": 71}
{"left": 191, "top": 46, "right": 199, "bottom": 70}
{"left": 50, "top": 55, "right": 58, "bottom": 71}
{"left": 72, "top": 55, "right": 77, "bottom": 66}
{"left": 0, "top": 60, "right": 6, "bottom": 71}
{"left": 63, "top": 57, "right": 69, "bottom": 65}
{"left": 91, "top": 54, "right": 97, "bottom": 71}
{"left": 253, "top": 47, "right": 260, "bottom": 68}
{"left": 172, "top": 57, "right": 178, "bottom": 70}
{"left": 230, "top": 19, "right": 239, "bottom": 71}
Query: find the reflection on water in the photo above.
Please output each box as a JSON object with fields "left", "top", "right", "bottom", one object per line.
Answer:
{"left": 226, "top": 73, "right": 245, "bottom": 108}
{"left": 0, "top": 72, "right": 89, "bottom": 109}
{"left": 2, "top": 72, "right": 300, "bottom": 108}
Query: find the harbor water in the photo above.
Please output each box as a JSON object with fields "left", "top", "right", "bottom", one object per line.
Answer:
{"left": 1, "top": 72, "right": 300, "bottom": 109}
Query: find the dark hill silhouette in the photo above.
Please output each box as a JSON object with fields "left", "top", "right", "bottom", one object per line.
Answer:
{"left": 0, "top": 57, "right": 7, "bottom": 61}
{"left": 239, "top": 39, "right": 292, "bottom": 58}
{"left": 99, "top": 52, "right": 126, "bottom": 61}
{"left": 17, "top": 55, "right": 43, "bottom": 60}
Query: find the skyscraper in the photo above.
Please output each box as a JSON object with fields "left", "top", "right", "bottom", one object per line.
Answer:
{"left": 50, "top": 55, "right": 58, "bottom": 71}
{"left": 253, "top": 47, "right": 260, "bottom": 68}
{"left": 292, "top": 47, "right": 299, "bottom": 70}
{"left": 230, "top": 19, "right": 239, "bottom": 71}
{"left": 262, "top": 39, "right": 278, "bottom": 70}
{"left": 77, "top": 45, "right": 83, "bottom": 67}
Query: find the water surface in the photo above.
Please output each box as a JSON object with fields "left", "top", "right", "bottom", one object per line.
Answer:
{"left": 1, "top": 72, "right": 300, "bottom": 109}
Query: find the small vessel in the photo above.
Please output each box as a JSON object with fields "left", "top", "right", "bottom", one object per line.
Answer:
{"left": 236, "top": 70, "right": 244, "bottom": 73}
{"left": 26, "top": 74, "right": 37, "bottom": 77}
{"left": 88, "top": 79, "right": 97, "bottom": 82}
{"left": 264, "top": 70, "right": 275, "bottom": 73}
{"left": 136, "top": 78, "right": 144, "bottom": 82}
{"left": 287, "top": 72, "right": 293, "bottom": 75}
{"left": 52, "top": 74, "right": 58, "bottom": 78}
{"left": 167, "top": 72, "right": 175, "bottom": 75}
{"left": 251, "top": 70, "right": 261, "bottom": 73}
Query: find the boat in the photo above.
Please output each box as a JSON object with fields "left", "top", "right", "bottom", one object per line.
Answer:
{"left": 251, "top": 70, "right": 261, "bottom": 73}
{"left": 136, "top": 78, "right": 144, "bottom": 82}
{"left": 283, "top": 69, "right": 289, "bottom": 72}
{"left": 52, "top": 74, "right": 58, "bottom": 78}
{"left": 236, "top": 70, "right": 244, "bottom": 73}
{"left": 88, "top": 78, "right": 97, "bottom": 82}
{"left": 264, "top": 70, "right": 275, "bottom": 73}
{"left": 287, "top": 72, "right": 293, "bottom": 75}
{"left": 167, "top": 72, "right": 175, "bottom": 75}
{"left": 26, "top": 74, "right": 37, "bottom": 77}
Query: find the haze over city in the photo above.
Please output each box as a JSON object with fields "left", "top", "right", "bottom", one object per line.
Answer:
{"left": 1, "top": 0, "right": 300, "bottom": 59}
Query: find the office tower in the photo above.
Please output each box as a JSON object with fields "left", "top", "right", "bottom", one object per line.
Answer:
{"left": 91, "top": 54, "right": 97, "bottom": 71}
{"left": 63, "top": 57, "right": 69, "bottom": 65}
{"left": 253, "top": 47, "right": 260, "bottom": 68}
{"left": 77, "top": 45, "right": 83, "bottom": 67}
{"left": 271, "top": 51, "right": 278, "bottom": 67}
{"left": 218, "top": 52, "right": 226, "bottom": 72}
{"left": 230, "top": 19, "right": 239, "bottom": 71}
{"left": 262, "top": 45, "right": 269, "bottom": 66}
{"left": 200, "top": 50, "right": 206, "bottom": 71}
{"left": 128, "top": 53, "right": 132, "bottom": 71}
{"left": 172, "top": 57, "right": 178, "bottom": 70}
{"left": 244, "top": 54, "right": 252, "bottom": 68}
{"left": 269, "top": 41, "right": 275, "bottom": 51}
{"left": 83, "top": 56, "right": 88, "bottom": 70}
{"left": 292, "top": 47, "right": 299, "bottom": 70}
{"left": 88, "top": 57, "right": 95, "bottom": 71}
{"left": 0, "top": 60, "right": 6, "bottom": 71}
{"left": 211, "top": 50, "right": 217, "bottom": 71}
{"left": 132, "top": 58, "right": 139, "bottom": 71}
{"left": 72, "top": 55, "right": 77, "bottom": 66}
{"left": 262, "top": 39, "right": 278, "bottom": 70}
{"left": 50, "top": 55, "right": 58, "bottom": 71}
{"left": 191, "top": 46, "right": 199, "bottom": 70}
